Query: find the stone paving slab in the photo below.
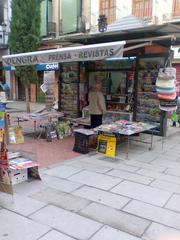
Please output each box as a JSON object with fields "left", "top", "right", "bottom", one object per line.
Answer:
{"left": 79, "top": 158, "right": 139, "bottom": 172}
{"left": 165, "top": 168, "right": 180, "bottom": 177}
{"left": 69, "top": 170, "right": 122, "bottom": 190}
{"left": 90, "top": 225, "right": 141, "bottom": 240}
{"left": 133, "top": 152, "right": 160, "bottom": 163}
{"left": 31, "top": 187, "right": 91, "bottom": 213}
{"left": 0, "top": 192, "right": 47, "bottom": 217}
{"left": 80, "top": 202, "right": 150, "bottom": 237}
{"left": 150, "top": 179, "right": 180, "bottom": 194}
{"left": 39, "top": 230, "right": 76, "bottom": 240}
{"left": 165, "top": 194, "right": 180, "bottom": 213}
{"left": 0, "top": 209, "right": 50, "bottom": 240}
{"left": 124, "top": 200, "right": 180, "bottom": 230}
{"left": 14, "top": 180, "right": 47, "bottom": 196}
{"left": 122, "top": 160, "right": 167, "bottom": 172}
{"left": 73, "top": 185, "right": 130, "bottom": 210}
{"left": 160, "top": 150, "right": 180, "bottom": 159}
{"left": 106, "top": 169, "right": 153, "bottom": 185}
{"left": 142, "top": 222, "right": 180, "bottom": 240}
{"left": 30, "top": 205, "right": 102, "bottom": 240}
{"left": 44, "top": 165, "right": 82, "bottom": 179}
{"left": 137, "top": 168, "right": 180, "bottom": 185}
{"left": 67, "top": 160, "right": 113, "bottom": 173}
{"left": 111, "top": 180, "right": 172, "bottom": 207}
{"left": 151, "top": 158, "right": 180, "bottom": 169}
{"left": 42, "top": 175, "right": 83, "bottom": 193}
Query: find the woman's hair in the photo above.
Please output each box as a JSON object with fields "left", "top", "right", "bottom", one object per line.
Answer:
{"left": 89, "top": 86, "right": 95, "bottom": 91}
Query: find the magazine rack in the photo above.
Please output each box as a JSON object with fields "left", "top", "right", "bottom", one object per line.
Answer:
{"left": 0, "top": 104, "right": 41, "bottom": 195}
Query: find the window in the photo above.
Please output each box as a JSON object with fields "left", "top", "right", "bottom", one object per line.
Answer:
{"left": 99, "top": 0, "right": 116, "bottom": 24}
{"left": 40, "top": 0, "right": 53, "bottom": 37}
{"left": 172, "top": 0, "right": 180, "bottom": 17}
{"left": 61, "top": 0, "right": 82, "bottom": 34}
{"left": 132, "top": 0, "right": 152, "bottom": 19}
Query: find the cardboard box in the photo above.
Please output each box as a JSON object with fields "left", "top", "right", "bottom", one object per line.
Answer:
{"left": 10, "top": 168, "right": 27, "bottom": 185}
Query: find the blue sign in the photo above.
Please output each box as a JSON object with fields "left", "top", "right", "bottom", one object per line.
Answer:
{"left": 36, "top": 63, "right": 59, "bottom": 71}
{"left": 4, "top": 63, "right": 59, "bottom": 71}
{"left": 3, "top": 66, "right": 15, "bottom": 71}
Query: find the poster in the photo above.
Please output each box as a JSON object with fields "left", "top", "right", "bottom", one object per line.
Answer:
{"left": 97, "top": 135, "right": 116, "bottom": 158}
{"left": 40, "top": 83, "right": 48, "bottom": 93}
{"left": 0, "top": 112, "right": 5, "bottom": 130}
{"left": 0, "top": 129, "right": 4, "bottom": 142}
{"left": 9, "top": 126, "right": 24, "bottom": 144}
{"left": 0, "top": 143, "right": 13, "bottom": 194}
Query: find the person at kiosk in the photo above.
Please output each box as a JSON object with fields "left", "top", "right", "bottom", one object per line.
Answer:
{"left": 88, "top": 83, "right": 106, "bottom": 128}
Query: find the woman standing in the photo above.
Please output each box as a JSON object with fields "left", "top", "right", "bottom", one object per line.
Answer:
{"left": 88, "top": 83, "right": 106, "bottom": 128}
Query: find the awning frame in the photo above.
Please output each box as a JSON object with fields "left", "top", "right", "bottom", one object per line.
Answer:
{"left": 2, "top": 34, "right": 174, "bottom": 67}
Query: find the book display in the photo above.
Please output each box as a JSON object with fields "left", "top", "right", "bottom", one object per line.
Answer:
{"left": 95, "top": 120, "right": 156, "bottom": 158}
{"left": 60, "top": 63, "right": 79, "bottom": 118}
{"left": 136, "top": 56, "right": 165, "bottom": 128}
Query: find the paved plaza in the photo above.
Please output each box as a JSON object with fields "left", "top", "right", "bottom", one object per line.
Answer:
{"left": 1, "top": 129, "right": 180, "bottom": 240}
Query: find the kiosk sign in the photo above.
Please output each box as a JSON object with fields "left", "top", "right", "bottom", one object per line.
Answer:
{"left": 2, "top": 41, "right": 125, "bottom": 66}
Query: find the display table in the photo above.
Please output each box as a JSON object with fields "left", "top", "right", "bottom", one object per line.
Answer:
{"left": 73, "top": 111, "right": 133, "bottom": 128}
{"left": 95, "top": 120, "right": 156, "bottom": 158}
{"left": 13, "top": 110, "right": 64, "bottom": 137}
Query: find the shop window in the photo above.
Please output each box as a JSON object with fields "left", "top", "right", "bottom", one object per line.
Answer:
{"left": 88, "top": 60, "right": 136, "bottom": 113}
{"left": 132, "top": 0, "right": 152, "bottom": 19}
{"left": 99, "top": 0, "right": 116, "bottom": 24}
{"left": 172, "top": 0, "right": 180, "bottom": 17}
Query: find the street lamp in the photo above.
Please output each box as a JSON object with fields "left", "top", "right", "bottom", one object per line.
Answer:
{"left": 98, "top": 15, "right": 107, "bottom": 32}
{"left": 1, "top": 22, "right": 7, "bottom": 44}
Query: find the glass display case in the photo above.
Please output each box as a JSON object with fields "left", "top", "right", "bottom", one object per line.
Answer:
{"left": 88, "top": 59, "right": 135, "bottom": 113}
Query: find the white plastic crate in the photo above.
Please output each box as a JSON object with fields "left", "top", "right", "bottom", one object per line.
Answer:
{"left": 10, "top": 168, "right": 28, "bottom": 185}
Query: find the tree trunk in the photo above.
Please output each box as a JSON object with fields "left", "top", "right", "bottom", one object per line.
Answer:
{"left": 25, "top": 84, "right": 30, "bottom": 113}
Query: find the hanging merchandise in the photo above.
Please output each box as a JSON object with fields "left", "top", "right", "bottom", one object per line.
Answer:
{"left": 156, "top": 67, "right": 177, "bottom": 111}
{"left": 156, "top": 67, "right": 176, "bottom": 96}
{"left": 156, "top": 86, "right": 176, "bottom": 94}
{"left": 157, "top": 92, "right": 177, "bottom": 101}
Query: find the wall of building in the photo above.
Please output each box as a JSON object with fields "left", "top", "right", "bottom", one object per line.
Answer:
{"left": 90, "top": 0, "right": 99, "bottom": 31}
{"left": 152, "top": 0, "right": 173, "bottom": 23}
{"left": 116, "top": 0, "right": 132, "bottom": 19}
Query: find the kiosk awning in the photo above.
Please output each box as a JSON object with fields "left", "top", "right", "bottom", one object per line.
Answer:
{"left": 2, "top": 41, "right": 152, "bottom": 67}
{"left": 2, "top": 41, "right": 126, "bottom": 67}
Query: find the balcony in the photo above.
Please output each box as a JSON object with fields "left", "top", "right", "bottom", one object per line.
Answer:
{"left": 132, "top": 0, "right": 153, "bottom": 20}
{"left": 172, "top": 11, "right": 180, "bottom": 19}
{"left": 0, "top": 26, "right": 8, "bottom": 49}
{"left": 47, "top": 22, "right": 56, "bottom": 37}
{"left": 59, "top": 16, "right": 88, "bottom": 35}
{"left": 162, "top": 13, "right": 180, "bottom": 23}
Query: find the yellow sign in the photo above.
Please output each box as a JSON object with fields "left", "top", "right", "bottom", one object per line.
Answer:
{"left": 97, "top": 134, "right": 116, "bottom": 158}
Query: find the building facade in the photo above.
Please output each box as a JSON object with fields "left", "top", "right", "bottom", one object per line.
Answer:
{"left": 7, "top": 0, "right": 180, "bottom": 101}
{"left": 0, "top": 0, "right": 11, "bottom": 94}
{"left": 132, "top": 0, "right": 180, "bottom": 24}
